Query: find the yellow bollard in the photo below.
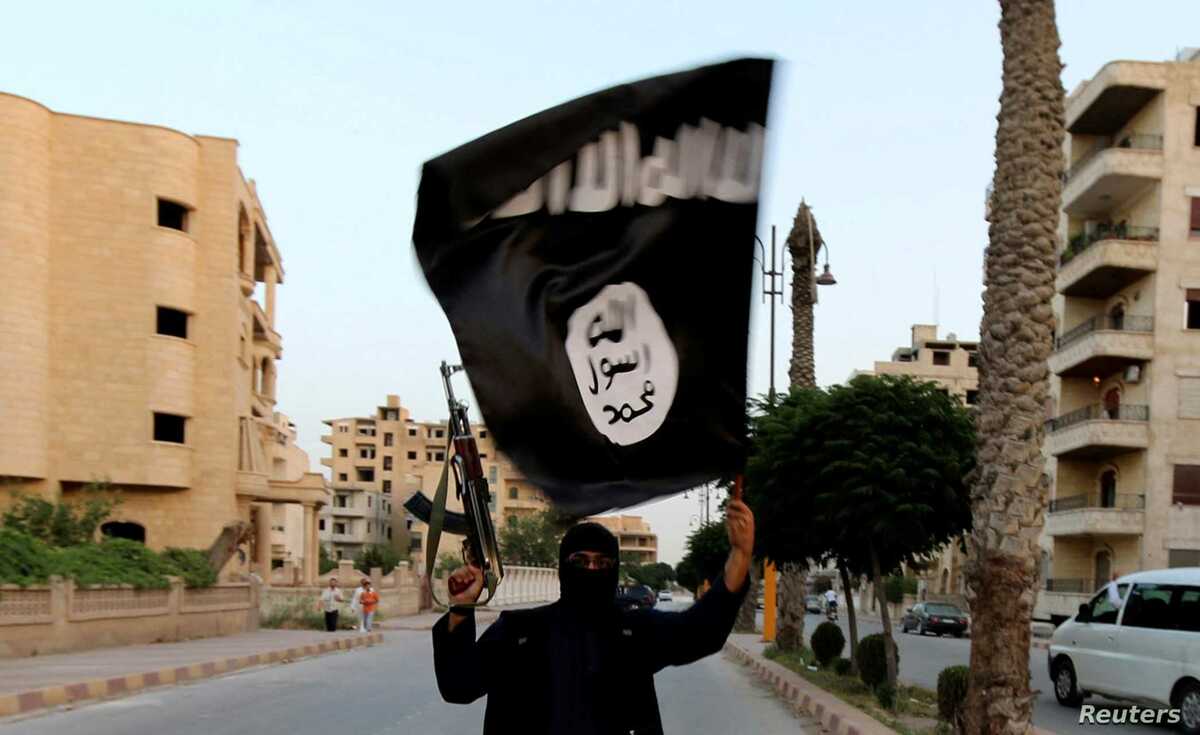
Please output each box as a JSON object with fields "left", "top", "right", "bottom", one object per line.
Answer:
{"left": 762, "top": 561, "right": 777, "bottom": 642}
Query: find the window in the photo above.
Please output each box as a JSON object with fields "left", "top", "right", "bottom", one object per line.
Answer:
{"left": 1192, "top": 198, "right": 1200, "bottom": 238}
{"left": 933, "top": 350, "right": 951, "bottom": 366}
{"left": 1178, "top": 587, "right": 1200, "bottom": 632}
{"left": 1170, "top": 549, "right": 1200, "bottom": 568}
{"left": 965, "top": 390, "right": 980, "bottom": 406}
{"left": 157, "top": 198, "right": 189, "bottom": 231}
{"left": 357, "top": 468, "right": 374, "bottom": 482}
{"left": 480, "top": 430, "right": 488, "bottom": 439}
{"left": 338, "top": 473, "right": 348, "bottom": 482}
{"left": 383, "top": 456, "right": 393, "bottom": 471}
{"left": 509, "top": 487, "right": 519, "bottom": 500}
{"left": 435, "top": 452, "right": 445, "bottom": 462}
{"left": 367, "top": 522, "right": 372, "bottom": 533}
{"left": 359, "top": 447, "right": 376, "bottom": 460}
{"left": 1120, "top": 584, "right": 1175, "bottom": 630}
{"left": 384, "top": 433, "right": 394, "bottom": 447}
{"left": 1181, "top": 378, "right": 1200, "bottom": 419}
{"left": 318, "top": 518, "right": 325, "bottom": 531}
{"left": 435, "top": 429, "right": 445, "bottom": 438}
{"left": 1188, "top": 289, "right": 1200, "bottom": 329}
{"left": 101, "top": 521, "right": 146, "bottom": 543}
{"left": 407, "top": 451, "right": 417, "bottom": 460}
{"left": 425, "top": 452, "right": 433, "bottom": 462}
{"left": 1174, "top": 465, "right": 1200, "bottom": 506}
{"left": 334, "top": 522, "right": 346, "bottom": 535}
{"left": 338, "top": 424, "right": 349, "bottom": 433}
{"left": 153, "top": 412, "right": 186, "bottom": 443}
{"left": 156, "top": 307, "right": 188, "bottom": 339}
{"left": 968, "top": 352, "right": 979, "bottom": 369}
{"left": 385, "top": 409, "right": 399, "bottom": 420}
{"left": 408, "top": 427, "right": 418, "bottom": 436}
{"left": 489, "top": 466, "right": 498, "bottom": 484}
{"left": 382, "top": 480, "right": 391, "bottom": 494}
{"left": 387, "top": 527, "right": 392, "bottom": 540}
{"left": 335, "top": 495, "right": 348, "bottom": 508}
{"left": 339, "top": 449, "right": 348, "bottom": 457}
{"left": 479, "top": 453, "right": 487, "bottom": 459}
{"left": 1086, "top": 585, "right": 1128, "bottom": 624}
{"left": 367, "top": 496, "right": 372, "bottom": 508}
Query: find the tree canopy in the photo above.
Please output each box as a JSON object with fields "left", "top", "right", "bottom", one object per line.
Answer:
{"left": 675, "top": 519, "right": 728, "bottom": 593}
{"left": 623, "top": 561, "right": 676, "bottom": 590}
{"left": 498, "top": 510, "right": 565, "bottom": 566}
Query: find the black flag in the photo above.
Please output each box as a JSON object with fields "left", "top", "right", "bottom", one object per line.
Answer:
{"left": 413, "top": 58, "right": 773, "bottom": 517}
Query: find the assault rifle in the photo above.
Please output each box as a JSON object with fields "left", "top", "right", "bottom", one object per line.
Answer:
{"left": 403, "top": 362, "right": 504, "bottom": 604}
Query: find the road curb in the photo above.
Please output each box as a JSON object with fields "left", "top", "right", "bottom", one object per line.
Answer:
{"left": 724, "top": 639, "right": 897, "bottom": 735}
{"left": 0, "top": 632, "right": 383, "bottom": 720}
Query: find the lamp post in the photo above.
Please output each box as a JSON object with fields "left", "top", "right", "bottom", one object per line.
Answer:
{"left": 755, "top": 227, "right": 785, "bottom": 403}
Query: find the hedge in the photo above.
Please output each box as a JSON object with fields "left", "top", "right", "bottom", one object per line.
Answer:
{"left": 0, "top": 529, "right": 215, "bottom": 589}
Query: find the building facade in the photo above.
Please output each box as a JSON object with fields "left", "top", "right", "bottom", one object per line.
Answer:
{"left": 587, "top": 515, "right": 659, "bottom": 564}
{"left": 1037, "top": 52, "right": 1200, "bottom": 622}
{"left": 855, "top": 324, "right": 979, "bottom": 598}
{"left": 0, "top": 92, "right": 328, "bottom": 584}
{"left": 319, "top": 395, "right": 551, "bottom": 566}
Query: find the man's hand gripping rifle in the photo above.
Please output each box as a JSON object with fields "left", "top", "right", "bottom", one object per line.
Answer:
{"left": 403, "top": 362, "right": 504, "bottom": 605}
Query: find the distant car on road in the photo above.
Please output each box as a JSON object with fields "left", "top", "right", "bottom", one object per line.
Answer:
{"left": 805, "top": 595, "right": 823, "bottom": 614}
{"left": 617, "top": 584, "right": 656, "bottom": 611}
{"left": 657, "top": 590, "right": 673, "bottom": 602}
{"left": 900, "top": 602, "right": 968, "bottom": 638}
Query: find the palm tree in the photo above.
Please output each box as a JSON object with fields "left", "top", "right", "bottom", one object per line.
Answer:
{"left": 963, "top": 1, "right": 1064, "bottom": 733}
{"left": 774, "top": 199, "right": 823, "bottom": 651}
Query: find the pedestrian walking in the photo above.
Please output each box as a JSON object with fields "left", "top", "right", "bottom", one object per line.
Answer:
{"left": 358, "top": 578, "right": 380, "bottom": 632}
{"left": 317, "top": 577, "right": 344, "bottom": 632}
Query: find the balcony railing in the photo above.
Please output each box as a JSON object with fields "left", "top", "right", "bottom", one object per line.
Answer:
{"left": 1048, "top": 493, "right": 1145, "bottom": 513}
{"left": 1067, "top": 133, "right": 1163, "bottom": 180}
{"left": 1061, "top": 224, "right": 1159, "bottom": 265}
{"left": 1045, "top": 578, "right": 1092, "bottom": 593}
{"left": 1055, "top": 314, "right": 1153, "bottom": 350}
{"left": 1047, "top": 403, "right": 1149, "bottom": 433}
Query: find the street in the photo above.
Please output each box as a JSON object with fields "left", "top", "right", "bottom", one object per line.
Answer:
{"left": 2, "top": 602, "right": 804, "bottom": 735}
{"left": 792, "top": 612, "right": 1168, "bottom": 735}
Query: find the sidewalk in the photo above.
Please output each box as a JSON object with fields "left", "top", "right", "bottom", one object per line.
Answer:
{"left": 0, "top": 628, "right": 382, "bottom": 720}
{"left": 382, "top": 602, "right": 543, "bottom": 631}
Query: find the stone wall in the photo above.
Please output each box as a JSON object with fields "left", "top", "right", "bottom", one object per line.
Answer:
{"left": 0, "top": 577, "right": 259, "bottom": 658}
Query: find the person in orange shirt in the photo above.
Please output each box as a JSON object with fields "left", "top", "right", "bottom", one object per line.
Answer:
{"left": 357, "top": 579, "right": 380, "bottom": 632}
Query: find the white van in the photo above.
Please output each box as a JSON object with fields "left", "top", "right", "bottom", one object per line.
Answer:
{"left": 1048, "top": 568, "right": 1200, "bottom": 733}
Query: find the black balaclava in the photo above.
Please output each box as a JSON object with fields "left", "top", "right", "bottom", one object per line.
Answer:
{"left": 558, "top": 522, "right": 619, "bottom": 613}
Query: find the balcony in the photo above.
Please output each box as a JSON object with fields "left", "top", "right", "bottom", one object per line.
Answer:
{"left": 1058, "top": 226, "right": 1158, "bottom": 298}
{"left": 250, "top": 301, "right": 282, "bottom": 354}
{"left": 1049, "top": 315, "right": 1153, "bottom": 377}
{"left": 1067, "top": 63, "right": 1165, "bottom": 135}
{"left": 1045, "top": 404, "right": 1149, "bottom": 458}
{"left": 1045, "top": 493, "right": 1145, "bottom": 536}
{"left": 1063, "top": 135, "right": 1163, "bottom": 218}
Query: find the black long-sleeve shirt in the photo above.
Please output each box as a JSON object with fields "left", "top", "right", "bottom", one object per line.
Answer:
{"left": 432, "top": 576, "right": 748, "bottom": 735}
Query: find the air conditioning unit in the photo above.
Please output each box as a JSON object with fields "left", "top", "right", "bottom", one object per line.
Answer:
{"left": 1125, "top": 364, "right": 1142, "bottom": 383}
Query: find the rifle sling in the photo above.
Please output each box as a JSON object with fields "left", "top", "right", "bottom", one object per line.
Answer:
{"left": 423, "top": 434, "right": 497, "bottom": 608}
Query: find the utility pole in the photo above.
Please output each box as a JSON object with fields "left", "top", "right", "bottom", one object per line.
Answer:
{"left": 757, "top": 226, "right": 786, "bottom": 402}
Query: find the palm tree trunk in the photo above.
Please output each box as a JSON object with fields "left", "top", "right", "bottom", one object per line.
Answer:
{"left": 776, "top": 200, "right": 821, "bottom": 652}
{"left": 869, "top": 542, "right": 898, "bottom": 691}
{"left": 839, "top": 561, "right": 860, "bottom": 674}
{"left": 964, "top": 2, "right": 1064, "bottom": 734}
{"left": 734, "top": 559, "right": 758, "bottom": 632}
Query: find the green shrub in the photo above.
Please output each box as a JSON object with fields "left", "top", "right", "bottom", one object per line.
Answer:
{"left": 833, "top": 657, "right": 854, "bottom": 676}
{"left": 811, "top": 621, "right": 846, "bottom": 667}
{"left": 937, "top": 665, "right": 970, "bottom": 727}
{"left": 319, "top": 544, "right": 337, "bottom": 575}
{"left": 435, "top": 551, "right": 462, "bottom": 578}
{"left": 857, "top": 633, "right": 900, "bottom": 689}
{"left": 354, "top": 544, "right": 403, "bottom": 575}
{"left": 0, "top": 528, "right": 55, "bottom": 585}
{"left": 1, "top": 485, "right": 118, "bottom": 547}
{"left": 262, "top": 596, "right": 360, "bottom": 631}
{"left": 884, "top": 575, "right": 918, "bottom": 604}
{"left": 875, "top": 682, "right": 897, "bottom": 710}
{"left": 160, "top": 547, "right": 217, "bottom": 588}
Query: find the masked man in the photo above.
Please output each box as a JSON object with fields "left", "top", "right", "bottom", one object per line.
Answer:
{"left": 433, "top": 499, "right": 754, "bottom": 735}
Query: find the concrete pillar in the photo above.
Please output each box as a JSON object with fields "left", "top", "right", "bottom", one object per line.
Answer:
{"left": 242, "top": 220, "right": 255, "bottom": 276}
{"left": 264, "top": 265, "right": 278, "bottom": 328}
{"left": 303, "top": 503, "right": 317, "bottom": 586}
{"left": 253, "top": 502, "right": 272, "bottom": 583}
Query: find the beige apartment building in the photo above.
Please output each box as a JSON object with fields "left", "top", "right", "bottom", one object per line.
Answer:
{"left": 319, "top": 395, "right": 551, "bottom": 567}
{"left": 0, "top": 92, "right": 328, "bottom": 584}
{"left": 854, "top": 324, "right": 979, "bottom": 598}
{"left": 588, "top": 515, "right": 659, "bottom": 564}
{"left": 1036, "top": 51, "right": 1200, "bottom": 622}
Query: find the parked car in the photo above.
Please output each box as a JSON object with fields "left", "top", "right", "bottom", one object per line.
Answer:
{"left": 1048, "top": 568, "right": 1200, "bottom": 734}
{"left": 900, "top": 602, "right": 969, "bottom": 637}
{"left": 805, "top": 595, "right": 823, "bottom": 614}
{"left": 657, "top": 589, "right": 673, "bottom": 602}
{"left": 617, "top": 584, "right": 657, "bottom": 611}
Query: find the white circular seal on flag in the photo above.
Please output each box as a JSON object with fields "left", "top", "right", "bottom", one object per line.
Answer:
{"left": 564, "top": 282, "right": 679, "bottom": 446}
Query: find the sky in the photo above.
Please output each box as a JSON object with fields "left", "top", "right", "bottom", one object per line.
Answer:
{"left": 5, "top": 1, "right": 1200, "bottom": 565}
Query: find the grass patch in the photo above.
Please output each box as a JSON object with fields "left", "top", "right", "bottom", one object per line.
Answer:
{"left": 261, "top": 597, "right": 363, "bottom": 631}
{"left": 763, "top": 645, "right": 941, "bottom": 735}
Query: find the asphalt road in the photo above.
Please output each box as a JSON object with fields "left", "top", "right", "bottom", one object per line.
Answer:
{"left": 3, "top": 601, "right": 805, "bottom": 735}
{"left": 791, "top": 611, "right": 1168, "bottom": 735}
